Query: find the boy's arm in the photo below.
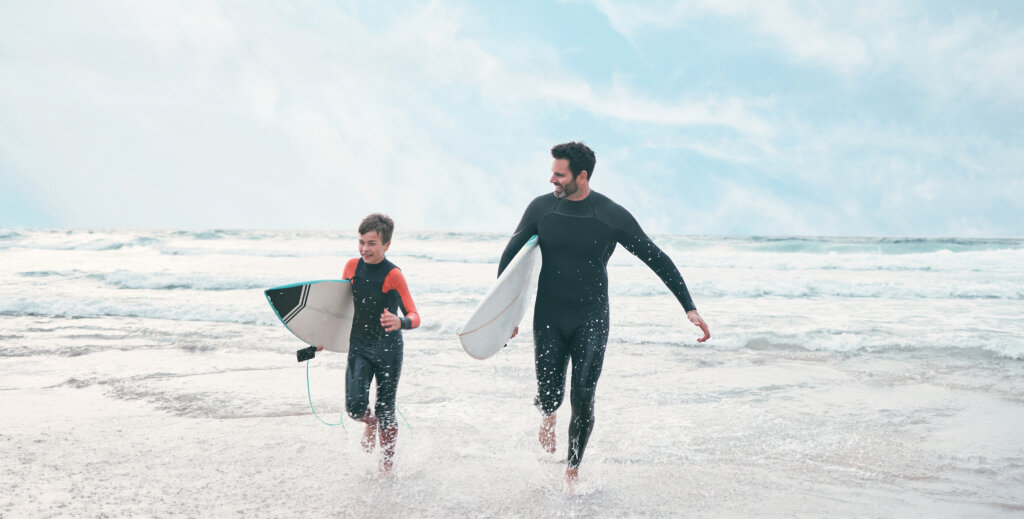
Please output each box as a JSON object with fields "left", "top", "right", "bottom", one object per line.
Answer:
{"left": 383, "top": 269, "right": 420, "bottom": 329}
{"left": 342, "top": 258, "right": 359, "bottom": 281}
{"left": 319, "top": 258, "right": 363, "bottom": 348}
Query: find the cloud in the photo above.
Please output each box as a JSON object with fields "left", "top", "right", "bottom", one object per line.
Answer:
{"left": 0, "top": 0, "right": 778, "bottom": 230}
{"left": 588, "top": 0, "right": 1024, "bottom": 103}
{"left": 1, "top": 1, "right": 1020, "bottom": 236}
{"left": 579, "top": 0, "right": 1024, "bottom": 236}
{"left": 703, "top": 181, "right": 817, "bottom": 235}
{"left": 589, "top": 0, "right": 869, "bottom": 71}
{"left": 0, "top": 165, "right": 62, "bottom": 227}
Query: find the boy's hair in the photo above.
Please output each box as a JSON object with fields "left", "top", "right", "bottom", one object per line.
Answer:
{"left": 358, "top": 213, "right": 395, "bottom": 244}
{"left": 551, "top": 141, "right": 596, "bottom": 180}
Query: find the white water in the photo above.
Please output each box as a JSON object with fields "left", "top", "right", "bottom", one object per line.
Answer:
{"left": 2, "top": 229, "right": 1023, "bottom": 516}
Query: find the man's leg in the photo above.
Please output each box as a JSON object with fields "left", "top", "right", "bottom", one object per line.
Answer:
{"left": 565, "top": 316, "right": 610, "bottom": 479}
{"left": 539, "top": 413, "right": 557, "bottom": 454}
{"left": 533, "top": 321, "right": 570, "bottom": 454}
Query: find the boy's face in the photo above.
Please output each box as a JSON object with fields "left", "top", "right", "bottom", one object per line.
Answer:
{"left": 358, "top": 231, "right": 390, "bottom": 264}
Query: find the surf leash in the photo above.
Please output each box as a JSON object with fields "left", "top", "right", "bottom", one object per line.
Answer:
{"left": 305, "top": 360, "right": 347, "bottom": 430}
{"left": 397, "top": 407, "right": 413, "bottom": 431}
{"left": 304, "top": 361, "right": 414, "bottom": 432}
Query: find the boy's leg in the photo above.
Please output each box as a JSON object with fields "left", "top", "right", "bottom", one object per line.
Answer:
{"left": 373, "top": 346, "right": 403, "bottom": 475}
{"left": 345, "top": 351, "right": 377, "bottom": 452}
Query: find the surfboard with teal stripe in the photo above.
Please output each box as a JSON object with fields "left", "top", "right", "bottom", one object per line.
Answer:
{"left": 265, "top": 280, "right": 354, "bottom": 353}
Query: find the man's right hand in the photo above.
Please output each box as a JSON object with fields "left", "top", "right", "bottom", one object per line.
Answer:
{"left": 316, "top": 345, "right": 324, "bottom": 352}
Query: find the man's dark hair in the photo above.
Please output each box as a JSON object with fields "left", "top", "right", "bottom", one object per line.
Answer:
{"left": 358, "top": 213, "right": 395, "bottom": 244}
{"left": 551, "top": 141, "right": 596, "bottom": 180}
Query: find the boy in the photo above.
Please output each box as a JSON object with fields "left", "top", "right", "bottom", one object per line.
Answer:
{"left": 318, "top": 213, "right": 420, "bottom": 475}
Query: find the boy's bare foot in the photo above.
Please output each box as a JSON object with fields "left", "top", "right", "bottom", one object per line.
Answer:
{"left": 379, "top": 425, "right": 398, "bottom": 477}
{"left": 563, "top": 467, "right": 578, "bottom": 494}
{"left": 539, "top": 413, "right": 556, "bottom": 454}
{"left": 361, "top": 415, "right": 378, "bottom": 453}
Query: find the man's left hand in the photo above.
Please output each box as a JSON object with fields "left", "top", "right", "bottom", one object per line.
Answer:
{"left": 687, "top": 310, "right": 710, "bottom": 343}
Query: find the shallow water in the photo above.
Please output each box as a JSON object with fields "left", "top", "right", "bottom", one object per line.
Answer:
{"left": 2, "top": 229, "right": 1023, "bottom": 516}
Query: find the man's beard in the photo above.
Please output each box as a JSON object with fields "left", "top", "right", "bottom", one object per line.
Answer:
{"left": 554, "top": 178, "right": 578, "bottom": 199}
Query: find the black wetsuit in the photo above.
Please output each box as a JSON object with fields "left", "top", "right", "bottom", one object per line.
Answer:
{"left": 498, "top": 191, "right": 696, "bottom": 468}
{"left": 343, "top": 257, "right": 420, "bottom": 432}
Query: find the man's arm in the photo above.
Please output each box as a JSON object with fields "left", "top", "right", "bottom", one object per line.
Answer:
{"left": 498, "top": 195, "right": 552, "bottom": 276}
{"left": 609, "top": 203, "right": 710, "bottom": 342}
{"left": 498, "top": 229, "right": 534, "bottom": 277}
{"left": 616, "top": 230, "right": 696, "bottom": 312}
{"left": 499, "top": 228, "right": 534, "bottom": 341}
{"left": 499, "top": 194, "right": 554, "bottom": 339}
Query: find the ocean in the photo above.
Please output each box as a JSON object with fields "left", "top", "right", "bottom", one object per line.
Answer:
{"left": 2, "top": 229, "right": 1022, "bottom": 517}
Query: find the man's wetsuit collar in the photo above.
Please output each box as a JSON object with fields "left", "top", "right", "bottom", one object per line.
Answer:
{"left": 552, "top": 190, "right": 593, "bottom": 203}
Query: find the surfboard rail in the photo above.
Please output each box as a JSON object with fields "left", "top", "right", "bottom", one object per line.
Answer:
{"left": 459, "top": 235, "right": 541, "bottom": 359}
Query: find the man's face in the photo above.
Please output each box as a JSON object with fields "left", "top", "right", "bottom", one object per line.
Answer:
{"left": 358, "top": 231, "right": 390, "bottom": 264}
{"left": 550, "top": 158, "right": 578, "bottom": 199}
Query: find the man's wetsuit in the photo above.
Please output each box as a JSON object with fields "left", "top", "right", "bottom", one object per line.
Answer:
{"left": 498, "top": 191, "right": 696, "bottom": 468}
{"left": 342, "top": 257, "right": 420, "bottom": 435}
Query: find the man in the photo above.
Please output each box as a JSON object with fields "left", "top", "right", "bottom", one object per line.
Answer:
{"left": 498, "top": 142, "right": 710, "bottom": 488}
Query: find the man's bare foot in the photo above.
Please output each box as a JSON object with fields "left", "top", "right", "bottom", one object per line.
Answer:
{"left": 539, "top": 413, "right": 556, "bottom": 454}
{"left": 361, "top": 415, "right": 378, "bottom": 453}
{"left": 563, "top": 467, "right": 578, "bottom": 494}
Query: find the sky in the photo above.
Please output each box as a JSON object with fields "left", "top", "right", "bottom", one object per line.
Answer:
{"left": 1, "top": 0, "right": 1023, "bottom": 236}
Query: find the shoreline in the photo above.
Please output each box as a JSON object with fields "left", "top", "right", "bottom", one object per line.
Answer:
{"left": 3, "top": 335, "right": 1022, "bottom": 517}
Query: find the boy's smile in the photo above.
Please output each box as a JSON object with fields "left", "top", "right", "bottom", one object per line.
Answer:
{"left": 358, "top": 230, "right": 390, "bottom": 264}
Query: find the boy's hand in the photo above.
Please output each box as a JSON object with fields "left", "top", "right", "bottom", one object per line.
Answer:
{"left": 380, "top": 309, "right": 402, "bottom": 332}
{"left": 316, "top": 345, "right": 324, "bottom": 352}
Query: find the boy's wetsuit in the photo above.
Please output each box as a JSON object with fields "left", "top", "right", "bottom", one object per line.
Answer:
{"left": 498, "top": 191, "right": 696, "bottom": 468}
{"left": 342, "top": 257, "right": 420, "bottom": 433}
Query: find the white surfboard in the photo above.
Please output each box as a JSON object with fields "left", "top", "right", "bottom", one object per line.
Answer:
{"left": 459, "top": 235, "right": 541, "bottom": 359}
{"left": 265, "top": 280, "right": 354, "bottom": 353}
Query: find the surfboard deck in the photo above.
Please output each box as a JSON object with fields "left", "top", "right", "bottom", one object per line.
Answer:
{"left": 459, "top": 235, "right": 541, "bottom": 359}
{"left": 265, "top": 280, "right": 354, "bottom": 353}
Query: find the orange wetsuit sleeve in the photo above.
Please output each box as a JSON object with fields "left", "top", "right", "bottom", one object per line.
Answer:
{"left": 342, "top": 258, "right": 359, "bottom": 281}
{"left": 382, "top": 268, "right": 420, "bottom": 329}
